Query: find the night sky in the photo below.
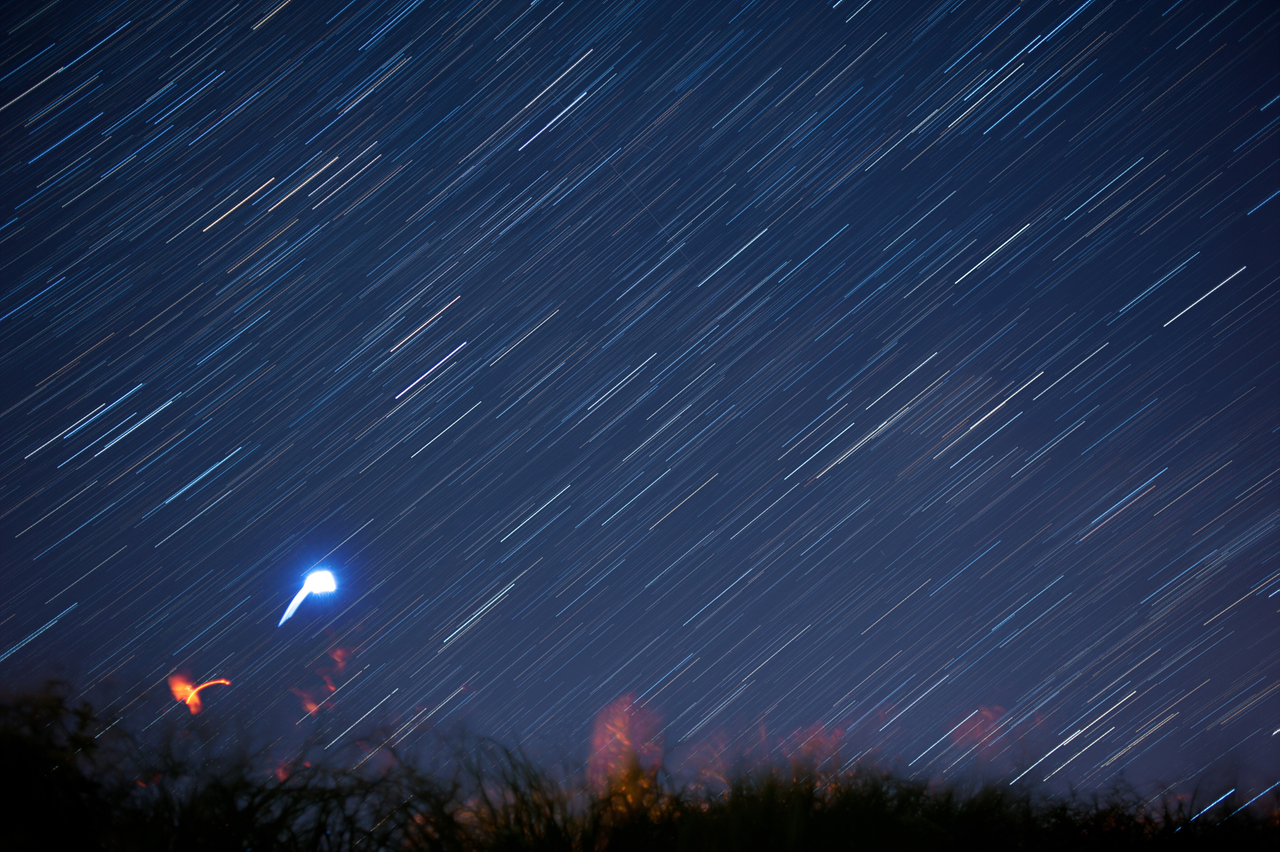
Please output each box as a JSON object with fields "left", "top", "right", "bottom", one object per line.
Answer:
{"left": 2, "top": 0, "right": 1277, "bottom": 799}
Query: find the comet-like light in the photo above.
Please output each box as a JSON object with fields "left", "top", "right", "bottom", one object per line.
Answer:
{"left": 278, "top": 569, "right": 337, "bottom": 626}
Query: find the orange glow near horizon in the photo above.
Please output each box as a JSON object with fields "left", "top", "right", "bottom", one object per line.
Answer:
{"left": 589, "top": 693, "right": 663, "bottom": 789}
{"left": 291, "top": 687, "right": 320, "bottom": 716}
{"left": 167, "top": 673, "right": 231, "bottom": 714}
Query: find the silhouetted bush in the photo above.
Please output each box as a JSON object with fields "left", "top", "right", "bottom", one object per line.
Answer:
{"left": 0, "top": 683, "right": 1275, "bottom": 850}
{"left": 0, "top": 681, "right": 114, "bottom": 849}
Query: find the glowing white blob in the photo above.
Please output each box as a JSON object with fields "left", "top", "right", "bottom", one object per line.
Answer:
{"left": 305, "top": 570, "right": 336, "bottom": 594}
{"left": 278, "top": 570, "right": 337, "bottom": 626}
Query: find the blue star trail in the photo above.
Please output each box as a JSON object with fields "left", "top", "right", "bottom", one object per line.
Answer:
{"left": 1, "top": 0, "right": 1276, "bottom": 798}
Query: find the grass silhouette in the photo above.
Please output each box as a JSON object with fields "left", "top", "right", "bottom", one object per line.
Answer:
{"left": 2, "top": 680, "right": 1275, "bottom": 850}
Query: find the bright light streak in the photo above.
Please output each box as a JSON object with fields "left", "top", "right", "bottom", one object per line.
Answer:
{"left": 394, "top": 341, "right": 466, "bottom": 399}
{"left": 278, "top": 569, "right": 337, "bottom": 626}
{"left": 168, "top": 674, "right": 230, "bottom": 714}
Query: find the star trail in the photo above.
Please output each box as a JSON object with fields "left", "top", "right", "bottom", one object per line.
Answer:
{"left": 1, "top": 0, "right": 1277, "bottom": 797}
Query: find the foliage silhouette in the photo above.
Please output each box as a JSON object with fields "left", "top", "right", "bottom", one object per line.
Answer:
{"left": 0, "top": 682, "right": 1275, "bottom": 850}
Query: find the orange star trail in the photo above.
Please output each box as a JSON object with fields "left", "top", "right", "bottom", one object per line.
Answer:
{"left": 168, "top": 674, "right": 231, "bottom": 715}
{"left": 1, "top": 0, "right": 1275, "bottom": 802}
